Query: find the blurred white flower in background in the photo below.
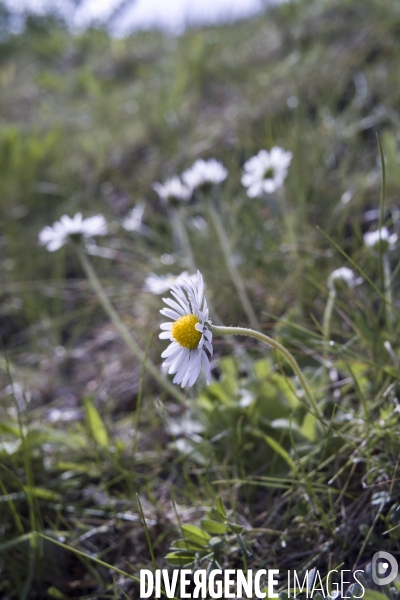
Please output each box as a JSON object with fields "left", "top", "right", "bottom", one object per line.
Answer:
{"left": 143, "top": 271, "right": 197, "bottom": 294}
{"left": 122, "top": 202, "right": 145, "bottom": 231}
{"left": 364, "top": 227, "right": 398, "bottom": 253}
{"left": 38, "top": 213, "right": 108, "bottom": 252}
{"left": 159, "top": 270, "right": 213, "bottom": 387}
{"left": 152, "top": 176, "right": 191, "bottom": 205}
{"left": 241, "top": 147, "right": 293, "bottom": 197}
{"left": 328, "top": 267, "right": 362, "bottom": 293}
{"left": 181, "top": 158, "right": 228, "bottom": 192}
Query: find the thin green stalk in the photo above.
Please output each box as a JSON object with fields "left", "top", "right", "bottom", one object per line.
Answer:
{"left": 382, "top": 252, "right": 393, "bottom": 328}
{"left": 136, "top": 494, "right": 157, "bottom": 572}
{"left": 169, "top": 205, "right": 197, "bottom": 270}
{"left": 209, "top": 324, "right": 324, "bottom": 424}
{"left": 75, "top": 243, "right": 186, "bottom": 405}
{"left": 132, "top": 334, "right": 151, "bottom": 458}
{"left": 205, "top": 198, "right": 259, "bottom": 328}
{"left": 323, "top": 288, "right": 336, "bottom": 354}
{"left": 169, "top": 205, "right": 221, "bottom": 323}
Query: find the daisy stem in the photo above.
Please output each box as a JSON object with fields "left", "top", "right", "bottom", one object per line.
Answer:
{"left": 382, "top": 252, "right": 393, "bottom": 328}
{"left": 75, "top": 244, "right": 186, "bottom": 405}
{"left": 169, "top": 206, "right": 224, "bottom": 325}
{"left": 209, "top": 324, "right": 323, "bottom": 423}
{"left": 169, "top": 206, "right": 196, "bottom": 270}
{"left": 322, "top": 289, "right": 336, "bottom": 349}
{"left": 206, "top": 198, "right": 259, "bottom": 328}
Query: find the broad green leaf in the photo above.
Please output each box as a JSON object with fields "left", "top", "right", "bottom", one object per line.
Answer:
{"left": 0, "top": 423, "right": 20, "bottom": 436}
{"left": 254, "top": 358, "right": 272, "bottom": 380}
{"left": 227, "top": 522, "right": 243, "bottom": 534}
{"left": 83, "top": 397, "right": 109, "bottom": 449}
{"left": 171, "top": 539, "right": 206, "bottom": 550}
{"left": 201, "top": 519, "right": 228, "bottom": 534}
{"left": 210, "top": 507, "right": 225, "bottom": 523}
{"left": 181, "top": 524, "right": 211, "bottom": 546}
{"left": 165, "top": 551, "right": 196, "bottom": 566}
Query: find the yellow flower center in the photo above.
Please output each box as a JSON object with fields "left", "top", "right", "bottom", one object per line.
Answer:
{"left": 171, "top": 314, "right": 202, "bottom": 349}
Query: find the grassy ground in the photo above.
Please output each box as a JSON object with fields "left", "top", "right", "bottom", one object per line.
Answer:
{"left": 1, "top": 0, "right": 400, "bottom": 598}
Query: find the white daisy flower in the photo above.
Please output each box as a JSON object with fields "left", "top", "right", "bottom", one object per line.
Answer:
{"left": 38, "top": 213, "right": 108, "bottom": 252}
{"left": 159, "top": 270, "right": 213, "bottom": 388}
{"left": 122, "top": 202, "right": 145, "bottom": 232}
{"left": 181, "top": 159, "right": 228, "bottom": 192}
{"left": 241, "top": 147, "right": 293, "bottom": 197}
{"left": 364, "top": 227, "right": 397, "bottom": 253}
{"left": 143, "top": 271, "right": 197, "bottom": 294}
{"left": 328, "top": 267, "right": 362, "bottom": 292}
{"left": 152, "top": 176, "right": 191, "bottom": 205}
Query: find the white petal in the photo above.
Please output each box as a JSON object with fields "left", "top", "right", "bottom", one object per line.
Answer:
{"left": 161, "top": 341, "right": 180, "bottom": 359}
{"left": 160, "top": 308, "right": 181, "bottom": 320}
{"left": 204, "top": 340, "right": 213, "bottom": 355}
{"left": 162, "top": 297, "right": 186, "bottom": 315}
{"left": 201, "top": 351, "right": 211, "bottom": 384}
{"left": 159, "top": 331, "right": 173, "bottom": 339}
{"left": 203, "top": 329, "right": 212, "bottom": 342}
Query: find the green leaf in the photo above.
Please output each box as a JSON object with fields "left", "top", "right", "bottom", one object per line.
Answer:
{"left": 57, "top": 461, "right": 96, "bottom": 474}
{"left": 251, "top": 429, "right": 296, "bottom": 470}
{"left": 181, "top": 524, "right": 211, "bottom": 546}
{"left": 165, "top": 551, "right": 196, "bottom": 566}
{"left": 215, "top": 497, "right": 227, "bottom": 519}
{"left": 201, "top": 519, "right": 228, "bottom": 534}
{"left": 83, "top": 397, "right": 109, "bottom": 449}
{"left": 171, "top": 539, "right": 206, "bottom": 550}
{"left": 270, "top": 373, "right": 300, "bottom": 409}
{"left": 0, "top": 423, "right": 21, "bottom": 436}
{"left": 301, "top": 412, "right": 317, "bottom": 442}
{"left": 208, "top": 536, "right": 223, "bottom": 548}
{"left": 22, "top": 486, "right": 61, "bottom": 501}
{"left": 47, "top": 587, "right": 71, "bottom": 600}
{"left": 210, "top": 507, "right": 225, "bottom": 523}
{"left": 254, "top": 358, "right": 273, "bottom": 379}
{"left": 227, "top": 523, "right": 243, "bottom": 534}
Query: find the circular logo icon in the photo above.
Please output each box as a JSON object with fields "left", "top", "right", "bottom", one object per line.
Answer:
{"left": 372, "top": 551, "right": 398, "bottom": 586}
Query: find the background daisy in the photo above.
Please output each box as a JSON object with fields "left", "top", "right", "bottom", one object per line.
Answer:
{"left": 38, "top": 213, "right": 108, "bottom": 252}
{"left": 241, "top": 147, "right": 293, "bottom": 197}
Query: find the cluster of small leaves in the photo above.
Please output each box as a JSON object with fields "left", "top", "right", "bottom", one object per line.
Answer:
{"left": 192, "top": 356, "right": 319, "bottom": 473}
{"left": 166, "top": 498, "right": 247, "bottom": 570}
